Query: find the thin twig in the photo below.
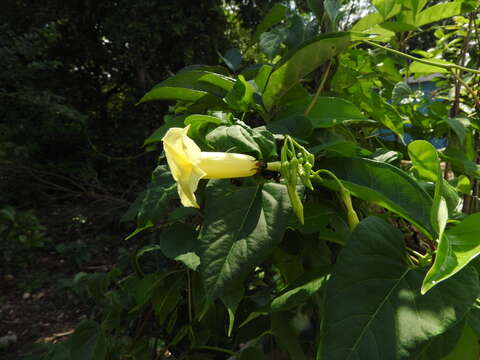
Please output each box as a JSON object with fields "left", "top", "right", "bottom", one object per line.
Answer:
{"left": 304, "top": 61, "right": 332, "bottom": 116}
{"left": 362, "top": 39, "right": 480, "bottom": 75}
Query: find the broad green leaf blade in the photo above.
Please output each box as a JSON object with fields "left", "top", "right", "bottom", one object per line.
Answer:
{"left": 370, "top": 92, "right": 405, "bottom": 136}
{"left": 220, "top": 285, "right": 244, "bottom": 337}
{"left": 69, "top": 320, "right": 107, "bottom": 360}
{"left": 224, "top": 75, "right": 254, "bottom": 111}
{"left": 415, "top": 320, "right": 465, "bottom": 360}
{"left": 320, "top": 157, "right": 435, "bottom": 236}
{"left": 254, "top": 3, "right": 288, "bottom": 41}
{"left": 407, "top": 140, "right": 447, "bottom": 237}
{"left": 319, "top": 217, "right": 479, "bottom": 360}
{"left": 206, "top": 123, "right": 277, "bottom": 160}
{"left": 422, "top": 213, "right": 480, "bottom": 294}
{"left": 270, "top": 266, "right": 330, "bottom": 312}
{"left": 372, "top": 0, "right": 402, "bottom": 19}
{"left": 199, "top": 180, "right": 291, "bottom": 299}
{"left": 272, "top": 312, "right": 307, "bottom": 360}
{"left": 308, "top": 97, "right": 367, "bottom": 128}
{"left": 408, "top": 140, "right": 440, "bottom": 182}
{"left": 262, "top": 32, "right": 351, "bottom": 110}
{"left": 409, "top": 59, "right": 451, "bottom": 74}
{"left": 259, "top": 29, "right": 285, "bottom": 59}
{"left": 160, "top": 224, "right": 200, "bottom": 271}
{"left": 152, "top": 275, "right": 183, "bottom": 325}
{"left": 441, "top": 323, "right": 480, "bottom": 360}
{"left": 267, "top": 114, "right": 313, "bottom": 139}
{"left": 136, "top": 166, "right": 177, "bottom": 228}
{"left": 416, "top": 1, "right": 469, "bottom": 27}
{"left": 219, "top": 48, "right": 242, "bottom": 72}
{"left": 392, "top": 82, "right": 413, "bottom": 104}
{"left": 444, "top": 117, "right": 470, "bottom": 145}
{"left": 274, "top": 97, "right": 368, "bottom": 128}
{"left": 138, "top": 70, "right": 233, "bottom": 104}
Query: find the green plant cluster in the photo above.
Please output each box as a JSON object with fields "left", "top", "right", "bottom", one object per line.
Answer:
{"left": 0, "top": 206, "right": 50, "bottom": 270}
{"left": 29, "top": 1, "right": 480, "bottom": 359}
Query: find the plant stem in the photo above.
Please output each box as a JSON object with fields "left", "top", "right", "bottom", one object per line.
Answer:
{"left": 304, "top": 61, "right": 332, "bottom": 116}
{"left": 362, "top": 39, "right": 480, "bottom": 75}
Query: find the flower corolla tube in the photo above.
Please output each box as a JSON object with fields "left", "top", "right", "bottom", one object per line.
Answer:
{"left": 162, "top": 126, "right": 259, "bottom": 208}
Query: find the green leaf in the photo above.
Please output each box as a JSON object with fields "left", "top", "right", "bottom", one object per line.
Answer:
{"left": 262, "top": 32, "right": 352, "bottom": 110}
{"left": 351, "top": 12, "right": 385, "bottom": 32}
{"left": 267, "top": 114, "right": 313, "bottom": 139}
{"left": 442, "top": 147, "right": 480, "bottom": 178}
{"left": 409, "top": 59, "right": 451, "bottom": 74}
{"left": 219, "top": 48, "right": 242, "bottom": 72}
{"left": 422, "top": 213, "right": 480, "bottom": 294}
{"left": 415, "top": 1, "right": 467, "bottom": 27}
{"left": 206, "top": 123, "right": 277, "bottom": 160}
{"left": 272, "top": 312, "right": 307, "bottom": 360}
{"left": 220, "top": 285, "right": 244, "bottom": 336}
{"left": 224, "top": 75, "right": 254, "bottom": 112}
{"left": 441, "top": 323, "right": 480, "bottom": 360}
{"left": 445, "top": 117, "right": 470, "bottom": 145}
{"left": 138, "top": 70, "right": 233, "bottom": 104}
{"left": 69, "top": 320, "right": 107, "bottom": 360}
{"left": 199, "top": 180, "right": 291, "bottom": 299}
{"left": 392, "top": 82, "right": 413, "bottom": 104}
{"left": 416, "top": 320, "right": 465, "bottom": 360}
{"left": 284, "top": 15, "right": 306, "bottom": 48}
{"left": 239, "top": 346, "right": 266, "bottom": 360}
{"left": 259, "top": 29, "right": 285, "bottom": 59}
{"left": 185, "top": 114, "right": 223, "bottom": 143}
{"left": 407, "top": 140, "right": 446, "bottom": 238}
{"left": 370, "top": 92, "right": 405, "bottom": 136}
{"left": 270, "top": 266, "right": 330, "bottom": 312}
{"left": 319, "top": 217, "right": 479, "bottom": 360}
{"left": 372, "top": 0, "right": 402, "bottom": 19}
{"left": 254, "top": 3, "right": 288, "bottom": 41}
{"left": 324, "top": 0, "right": 342, "bottom": 25}
{"left": 309, "top": 97, "right": 367, "bottom": 128}
{"left": 136, "top": 166, "right": 177, "bottom": 228}
{"left": 320, "top": 157, "right": 435, "bottom": 236}
{"left": 152, "top": 275, "right": 183, "bottom": 325}
{"left": 160, "top": 223, "right": 200, "bottom": 271}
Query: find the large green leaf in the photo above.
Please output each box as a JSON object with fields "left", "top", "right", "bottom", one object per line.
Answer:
{"left": 206, "top": 123, "right": 277, "bottom": 160}
{"left": 441, "top": 323, "right": 479, "bottom": 360}
{"left": 320, "top": 157, "right": 435, "bottom": 236}
{"left": 319, "top": 217, "right": 479, "bottom": 360}
{"left": 138, "top": 70, "right": 234, "bottom": 104}
{"left": 422, "top": 213, "right": 480, "bottom": 294}
{"left": 262, "top": 32, "right": 352, "bottom": 110}
{"left": 372, "top": 0, "right": 402, "bottom": 19}
{"left": 69, "top": 320, "right": 107, "bottom": 360}
{"left": 415, "top": 320, "right": 465, "bottom": 360}
{"left": 408, "top": 140, "right": 447, "bottom": 238}
{"left": 136, "top": 166, "right": 177, "bottom": 228}
{"left": 199, "top": 180, "right": 291, "bottom": 299}
{"left": 415, "top": 1, "right": 471, "bottom": 27}
{"left": 308, "top": 97, "right": 367, "bottom": 128}
{"left": 254, "top": 3, "right": 287, "bottom": 41}
{"left": 160, "top": 223, "right": 200, "bottom": 271}
{"left": 272, "top": 312, "right": 307, "bottom": 360}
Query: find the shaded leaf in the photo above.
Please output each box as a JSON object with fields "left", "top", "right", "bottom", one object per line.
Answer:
{"left": 199, "top": 180, "right": 291, "bottom": 299}
{"left": 319, "top": 217, "right": 479, "bottom": 360}
{"left": 320, "top": 157, "right": 435, "bottom": 236}
{"left": 263, "top": 32, "right": 352, "bottom": 110}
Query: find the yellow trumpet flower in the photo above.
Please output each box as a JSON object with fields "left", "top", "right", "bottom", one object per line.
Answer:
{"left": 162, "top": 126, "right": 262, "bottom": 208}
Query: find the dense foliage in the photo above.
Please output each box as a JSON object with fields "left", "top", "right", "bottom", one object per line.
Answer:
{"left": 6, "top": 0, "right": 480, "bottom": 359}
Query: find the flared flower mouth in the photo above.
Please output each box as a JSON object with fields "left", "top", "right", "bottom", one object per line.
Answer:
{"left": 162, "top": 126, "right": 258, "bottom": 208}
